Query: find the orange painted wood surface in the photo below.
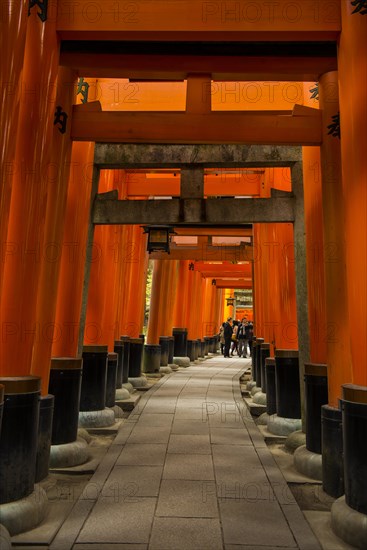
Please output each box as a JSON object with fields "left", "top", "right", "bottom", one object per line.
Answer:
{"left": 302, "top": 84, "right": 327, "bottom": 364}
{"left": 71, "top": 108, "right": 322, "bottom": 145}
{"left": 338, "top": 5, "right": 367, "bottom": 388}
{"left": 1, "top": 10, "right": 60, "bottom": 378}
{"left": 319, "top": 71, "right": 353, "bottom": 405}
{"left": 57, "top": 1, "right": 340, "bottom": 39}
{"left": 0, "top": 0, "right": 29, "bottom": 299}
{"left": 51, "top": 141, "right": 95, "bottom": 357}
{"left": 31, "top": 68, "right": 76, "bottom": 393}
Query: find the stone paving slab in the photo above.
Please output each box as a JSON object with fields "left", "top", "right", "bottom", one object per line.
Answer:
{"left": 167, "top": 434, "right": 211, "bottom": 454}
{"left": 126, "top": 425, "right": 171, "bottom": 444}
{"left": 280, "top": 503, "right": 322, "bottom": 550}
{"left": 219, "top": 499, "right": 298, "bottom": 547}
{"left": 136, "top": 413, "right": 174, "bottom": 427}
{"left": 163, "top": 452, "right": 215, "bottom": 481}
{"left": 155, "top": 479, "right": 219, "bottom": 518}
{"left": 103, "top": 465, "right": 164, "bottom": 497}
{"left": 212, "top": 443, "right": 263, "bottom": 469}
{"left": 171, "top": 418, "right": 211, "bottom": 435}
{"left": 149, "top": 517, "right": 223, "bottom": 550}
{"left": 16, "top": 356, "right": 329, "bottom": 549}
{"left": 77, "top": 498, "right": 156, "bottom": 544}
{"left": 50, "top": 500, "right": 95, "bottom": 550}
{"left": 210, "top": 427, "right": 253, "bottom": 445}
{"left": 116, "top": 443, "right": 167, "bottom": 466}
{"left": 74, "top": 545, "right": 147, "bottom": 550}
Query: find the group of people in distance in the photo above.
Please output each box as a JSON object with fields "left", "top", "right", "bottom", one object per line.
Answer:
{"left": 219, "top": 317, "right": 254, "bottom": 359}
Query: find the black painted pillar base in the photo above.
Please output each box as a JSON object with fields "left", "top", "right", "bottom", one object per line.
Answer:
{"left": 275, "top": 349, "right": 301, "bottom": 419}
{"left": 204, "top": 336, "right": 210, "bottom": 356}
{"left": 49, "top": 358, "right": 83, "bottom": 445}
{"left": 120, "top": 336, "right": 131, "bottom": 384}
{"left": 265, "top": 358, "right": 276, "bottom": 416}
{"left": 143, "top": 344, "right": 161, "bottom": 373}
{"left": 106, "top": 353, "right": 118, "bottom": 407}
{"left": 304, "top": 363, "right": 328, "bottom": 454}
{"left": 342, "top": 384, "right": 367, "bottom": 515}
{"left": 172, "top": 327, "right": 188, "bottom": 357}
{"left": 0, "top": 377, "right": 41, "bottom": 504}
{"left": 168, "top": 337, "right": 174, "bottom": 364}
{"left": 0, "top": 385, "right": 4, "bottom": 438}
{"left": 129, "top": 338, "right": 144, "bottom": 378}
{"left": 255, "top": 338, "right": 264, "bottom": 386}
{"left": 187, "top": 340, "right": 195, "bottom": 362}
{"left": 113, "top": 340, "right": 124, "bottom": 389}
{"left": 35, "top": 394, "right": 54, "bottom": 483}
{"left": 80, "top": 345, "right": 108, "bottom": 412}
{"left": 159, "top": 336, "right": 170, "bottom": 366}
{"left": 322, "top": 404, "right": 344, "bottom": 498}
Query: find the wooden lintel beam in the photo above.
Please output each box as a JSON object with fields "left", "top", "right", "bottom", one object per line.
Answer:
{"left": 72, "top": 107, "right": 322, "bottom": 145}
{"left": 215, "top": 281, "right": 252, "bottom": 289}
{"left": 196, "top": 267, "right": 252, "bottom": 277}
{"left": 148, "top": 246, "right": 252, "bottom": 262}
{"left": 173, "top": 228, "right": 252, "bottom": 237}
{"left": 60, "top": 52, "right": 337, "bottom": 82}
{"left": 57, "top": 0, "right": 340, "bottom": 39}
{"left": 92, "top": 196, "right": 295, "bottom": 225}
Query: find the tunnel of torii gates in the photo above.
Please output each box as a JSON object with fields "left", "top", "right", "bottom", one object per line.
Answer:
{"left": 0, "top": 0, "right": 366, "bottom": 474}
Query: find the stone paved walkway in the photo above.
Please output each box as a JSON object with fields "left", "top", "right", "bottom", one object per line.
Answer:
{"left": 50, "top": 356, "right": 321, "bottom": 550}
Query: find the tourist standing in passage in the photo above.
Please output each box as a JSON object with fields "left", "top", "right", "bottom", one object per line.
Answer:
{"left": 223, "top": 317, "right": 233, "bottom": 358}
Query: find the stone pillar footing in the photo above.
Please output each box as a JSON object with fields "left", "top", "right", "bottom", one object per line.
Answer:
{"left": 257, "top": 412, "right": 270, "bottom": 426}
{"left": 160, "top": 366, "right": 172, "bottom": 374}
{"left": 294, "top": 445, "right": 323, "bottom": 480}
{"left": 0, "top": 525, "right": 12, "bottom": 549}
{"left": 246, "top": 381, "right": 257, "bottom": 391}
{"left": 267, "top": 414, "right": 302, "bottom": 436}
{"left": 128, "top": 376, "right": 148, "bottom": 388}
{"left": 49, "top": 438, "right": 90, "bottom": 468}
{"left": 115, "top": 388, "right": 131, "bottom": 401}
{"left": 79, "top": 408, "right": 115, "bottom": 428}
{"left": 173, "top": 357, "right": 190, "bottom": 368}
{"left": 0, "top": 485, "right": 48, "bottom": 536}
{"left": 121, "top": 382, "right": 134, "bottom": 393}
{"left": 253, "top": 391, "right": 267, "bottom": 405}
{"left": 250, "top": 386, "right": 262, "bottom": 397}
{"left": 331, "top": 496, "right": 367, "bottom": 550}
{"left": 285, "top": 430, "right": 306, "bottom": 452}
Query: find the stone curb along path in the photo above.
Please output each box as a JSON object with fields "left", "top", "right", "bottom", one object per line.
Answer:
{"left": 49, "top": 357, "right": 321, "bottom": 550}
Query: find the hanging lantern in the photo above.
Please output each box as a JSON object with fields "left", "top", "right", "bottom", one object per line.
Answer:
{"left": 142, "top": 225, "right": 175, "bottom": 254}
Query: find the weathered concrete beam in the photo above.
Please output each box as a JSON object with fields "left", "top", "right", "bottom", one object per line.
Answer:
{"left": 93, "top": 196, "right": 295, "bottom": 225}
{"left": 93, "top": 143, "right": 302, "bottom": 169}
{"left": 180, "top": 167, "right": 204, "bottom": 198}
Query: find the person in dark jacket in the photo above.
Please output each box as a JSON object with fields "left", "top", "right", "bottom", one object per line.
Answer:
{"left": 223, "top": 317, "right": 233, "bottom": 358}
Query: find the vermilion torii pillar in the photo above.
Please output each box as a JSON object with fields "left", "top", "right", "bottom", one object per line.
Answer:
{"left": 51, "top": 141, "right": 95, "bottom": 358}
{"left": 338, "top": 7, "right": 367, "bottom": 388}
{"left": 319, "top": 71, "right": 353, "bottom": 406}
{"left": 302, "top": 83, "right": 327, "bottom": 364}
{"left": 0, "top": 8, "right": 60, "bottom": 388}
{"left": 0, "top": 0, "right": 28, "bottom": 300}
{"left": 31, "top": 68, "right": 76, "bottom": 393}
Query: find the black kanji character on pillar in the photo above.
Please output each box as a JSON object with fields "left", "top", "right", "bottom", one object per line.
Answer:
{"left": 327, "top": 112, "right": 340, "bottom": 139}
{"left": 76, "top": 78, "right": 90, "bottom": 104}
{"left": 28, "top": 0, "right": 49, "bottom": 22}
{"left": 351, "top": 0, "right": 367, "bottom": 15}
{"left": 309, "top": 83, "right": 319, "bottom": 101}
{"left": 54, "top": 106, "right": 68, "bottom": 134}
